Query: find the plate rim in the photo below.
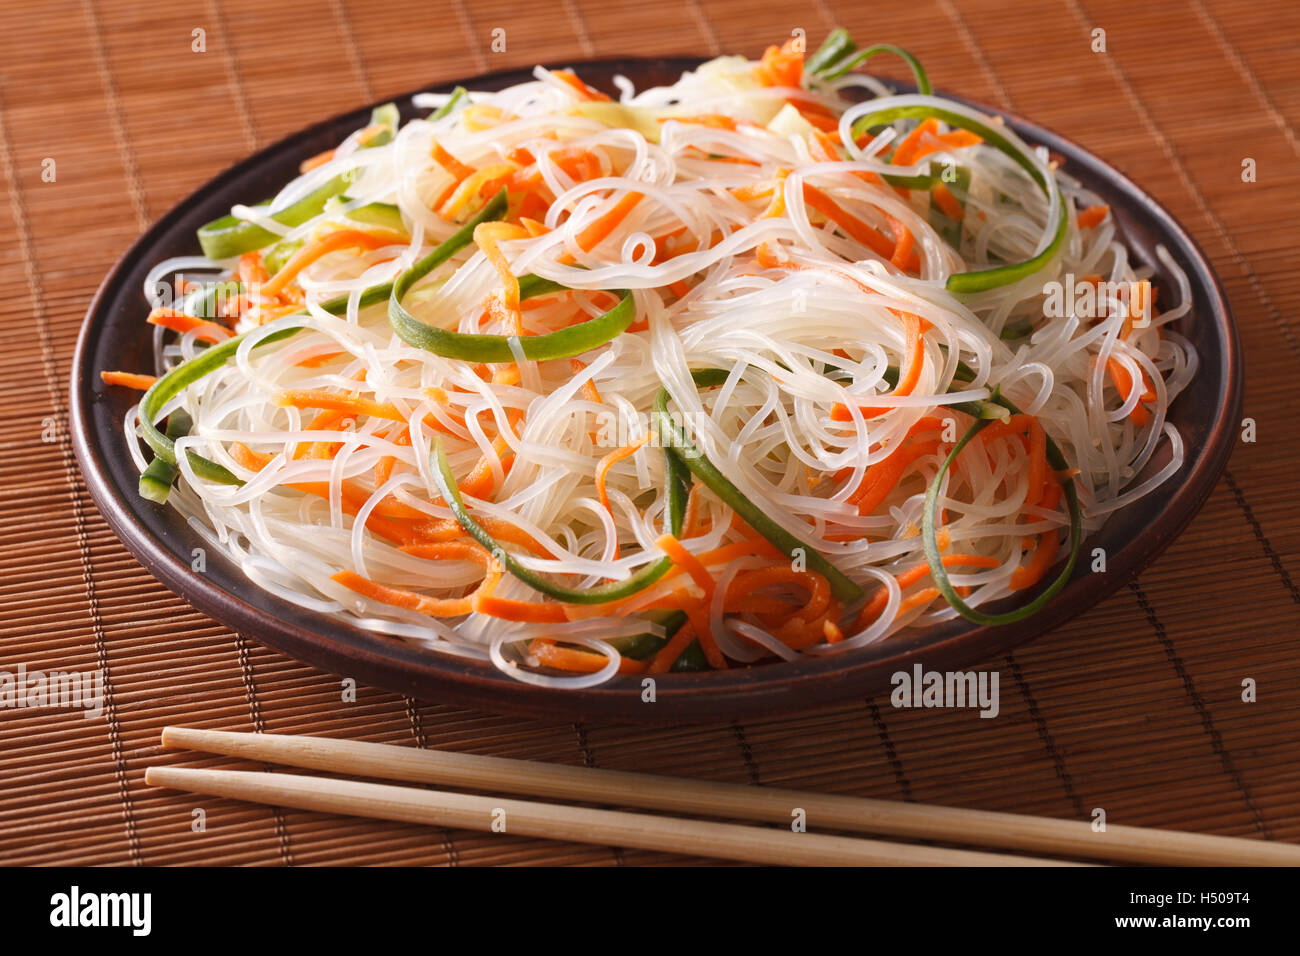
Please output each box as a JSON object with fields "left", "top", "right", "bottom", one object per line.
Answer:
{"left": 69, "top": 56, "right": 1243, "bottom": 720}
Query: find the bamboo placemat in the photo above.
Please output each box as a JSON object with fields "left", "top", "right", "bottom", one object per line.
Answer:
{"left": 1, "top": 0, "right": 1297, "bottom": 866}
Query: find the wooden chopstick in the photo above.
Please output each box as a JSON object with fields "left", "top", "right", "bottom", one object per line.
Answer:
{"left": 157, "top": 726, "right": 1300, "bottom": 866}
{"left": 145, "top": 766, "right": 1067, "bottom": 866}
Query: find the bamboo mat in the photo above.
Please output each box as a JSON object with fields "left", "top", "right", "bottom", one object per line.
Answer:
{"left": 1, "top": 0, "right": 1298, "bottom": 866}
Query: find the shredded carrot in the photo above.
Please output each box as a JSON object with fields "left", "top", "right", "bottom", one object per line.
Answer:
{"left": 1105, "top": 356, "right": 1153, "bottom": 426}
{"left": 938, "top": 129, "right": 982, "bottom": 149}
{"left": 299, "top": 148, "right": 335, "bottom": 173}
{"left": 852, "top": 553, "right": 1002, "bottom": 630}
{"left": 655, "top": 533, "right": 716, "bottom": 599}
{"left": 1120, "top": 279, "right": 1152, "bottom": 340}
{"left": 460, "top": 103, "right": 503, "bottom": 131}
{"left": 759, "top": 168, "right": 791, "bottom": 219}
{"left": 528, "top": 638, "right": 644, "bottom": 675}
{"left": 412, "top": 516, "right": 551, "bottom": 557}
{"left": 262, "top": 229, "right": 405, "bottom": 298}
{"left": 1077, "top": 204, "right": 1110, "bottom": 229}
{"left": 831, "top": 312, "right": 926, "bottom": 422}
{"left": 728, "top": 566, "right": 831, "bottom": 624}
{"left": 473, "top": 222, "right": 530, "bottom": 336}
{"left": 440, "top": 162, "right": 517, "bottom": 218}
{"left": 1010, "top": 481, "right": 1064, "bottom": 591}
{"left": 755, "top": 38, "right": 804, "bottom": 88}
{"left": 887, "top": 214, "right": 915, "bottom": 269}
{"left": 228, "top": 444, "right": 424, "bottom": 545}
{"left": 333, "top": 569, "right": 479, "bottom": 618}
{"left": 647, "top": 618, "right": 697, "bottom": 674}
{"left": 595, "top": 432, "right": 651, "bottom": 558}
{"left": 472, "top": 591, "right": 568, "bottom": 623}
{"left": 456, "top": 435, "right": 515, "bottom": 500}
{"left": 274, "top": 389, "right": 407, "bottom": 422}
{"left": 890, "top": 118, "right": 940, "bottom": 169}
{"left": 238, "top": 251, "right": 269, "bottom": 288}
{"left": 932, "top": 182, "right": 964, "bottom": 221}
{"left": 553, "top": 69, "right": 612, "bottom": 102}
{"left": 678, "top": 605, "right": 726, "bottom": 669}
{"left": 570, "top": 358, "right": 603, "bottom": 404}
{"left": 520, "top": 216, "right": 550, "bottom": 238}
{"left": 801, "top": 183, "right": 917, "bottom": 268}
{"left": 575, "top": 191, "right": 643, "bottom": 253}
{"left": 680, "top": 483, "right": 706, "bottom": 539}
{"left": 847, "top": 416, "right": 947, "bottom": 514}
{"left": 810, "top": 129, "right": 841, "bottom": 161}
{"left": 147, "top": 308, "right": 232, "bottom": 344}
{"left": 292, "top": 348, "right": 346, "bottom": 369}
{"left": 430, "top": 140, "right": 475, "bottom": 181}
{"left": 373, "top": 426, "right": 412, "bottom": 486}
{"left": 595, "top": 431, "right": 650, "bottom": 514}
{"left": 659, "top": 113, "right": 738, "bottom": 131}
{"left": 100, "top": 370, "right": 157, "bottom": 390}
{"left": 976, "top": 413, "right": 1035, "bottom": 446}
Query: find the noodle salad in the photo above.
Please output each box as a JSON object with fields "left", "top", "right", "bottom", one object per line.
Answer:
{"left": 103, "top": 29, "right": 1197, "bottom": 688}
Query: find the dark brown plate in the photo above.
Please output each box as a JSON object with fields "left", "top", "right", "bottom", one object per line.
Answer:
{"left": 71, "top": 58, "right": 1241, "bottom": 720}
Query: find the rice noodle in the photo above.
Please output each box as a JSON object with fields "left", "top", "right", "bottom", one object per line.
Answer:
{"left": 123, "top": 46, "right": 1196, "bottom": 686}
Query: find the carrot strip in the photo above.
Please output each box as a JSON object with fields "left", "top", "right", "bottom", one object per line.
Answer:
{"left": 654, "top": 534, "right": 717, "bottom": 599}
{"left": 569, "top": 358, "right": 604, "bottom": 404}
{"left": 575, "top": 191, "right": 643, "bottom": 252}
{"left": 431, "top": 140, "right": 475, "bottom": 181}
{"left": 887, "top": 214, "right": 915, "bottom": 269}
{"left": 755, "top": 39, "right": 804, "bottom": 88}
{"left": 529, "top": 638, "right": 644, "bottom": 675}
{"left": 1077, "top": 204, "right": 1110, "bottom": 229}
{"left": 1010, "top": 482, "right": 1064, "bottom": 591}
{"left": 1105, "top": 356, "right": 1153, "bottom": 426}
{"left": 299, "top": 148, "right": 335, "bottom": 173}
{"left": 800, "top": 184, "right": 894, "bottom": 261}
{"left": 439, "top": 162, "right": 517, "bottom": 218}
{"left": 100, "top": 370, "right": 157, "bottom": 390}
{"left": 932, "top": 182, "right": 964, "bottom": 221}
{"left": 728, "top": 567, "right": 830, "bottom": 623}
{"left": 230, "top": 452, "right": 424, "bottom": 544}
{"left": 262, "top": 229, "right": 405, "bottom": 298}
{"left": 238, "top": 252, "right": 269, "bottom": 288}
{"left": 475, "top": 221, "right": 531, "bottom": 336}
{"left": 890, "top": 118, "right": 939, "bottom": 168}
{"left": 647, "top": 618, "right": 697, "bottom": 674}
{"left": 680, "top": 484, "right": 705, "bottom": 539}
{"left": 413, "top": 516, "right": 551, "bottom": 558}
{"left": 847, "top": 418, "right": 946, "bottom": 513}
{"left": 830, "top": 313, "right": 926, "bottom": 422}
{"left": 853, "top": 554, "right": 1001, "bottom": 629}
{"left": 374, "top": 426, "right": 412, "bottom": 486}
{"left": 332, "top": 569, "right": 478, "bottom": 618}
{"left": 147, "top": 308, "right": 232, "bottom": 344}
{"left": 937, "top": 129, "right": 983, "bottom": 150}
{"left": 685, "top": 606, "right": 728, "bottom": 669}
{"left": 553, "top": 69, "right": 612, "bottom": 101}
{"left": 274, "top": 389, "right": 407, "bottom": 422}
{"left": 471, "top": 592, "right": 568, "bottom": 623}
{"left": 595, "top": 431, "right": 651, "bottom": 518}
{"left": 659, "top": 113, "right": 738, "bottom": 131}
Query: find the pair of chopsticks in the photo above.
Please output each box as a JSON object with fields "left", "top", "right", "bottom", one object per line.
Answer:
{"left": 147, "top": 727, "right": 1300, "bottom": 866}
